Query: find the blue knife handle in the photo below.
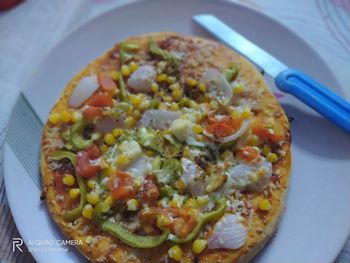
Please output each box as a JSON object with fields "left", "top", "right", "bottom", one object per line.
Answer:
{"left": 275, "top": 68, "right": 350, "bottom": 133}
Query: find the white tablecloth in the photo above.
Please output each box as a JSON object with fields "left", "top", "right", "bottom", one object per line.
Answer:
{"left": 0, "top": 0, "right": 349, "bottom": 262}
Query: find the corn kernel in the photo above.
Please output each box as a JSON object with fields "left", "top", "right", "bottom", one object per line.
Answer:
{"left": 170, "top": 102, "right": 179, "bottom": 111}
{"left": 170, "top": 194, "right": 185, "bottom": 208}
{"left": 111, "top": 70, "right": 119, "bottom": 81}
{"left": 175, "top": 179, "right": 186, "bottom": 193}
{"left": 104, "top": 133, "right": 115, "bottom": 146}
{"left": 247, "top": 135, "right": 260, "bottom": 146}
{"left": 87, "top": 180, "right": 98, "bottom": 190}
{"left": 193, "top": 124, "right": 203, "bottom": 134}
{"left": 241, "top": 107, "right": 251, "bottom": 119}
{"left": 266, "top": 152, "right": 278, "bottom": 163}
{"left": 156, "top": 214, "right": 170, "bottom": 229}
{"left": 85, "top": 236, "right": 93, "bottom": 244}
{"left": 167, "top": 76, "right": 176, "bottom": 84}
{"left": 82, "top": 204, "right": 94, "bottom": 219}
{"left": 69, "top": 188, "right": 80, "bottom": 199}
{"left": 196, "top": 195, "right": 209, "bottom": 207}
{"left": 61, "top": 111, "right": 72, "bottom": 122}
{"left": 262, "top": 146, "right": 271, "bottom": 156}
{"left": 170, "top": 199, "right": 179, "bottom": 208}
{"left": 233, "top": 83, "right": 244, "bottom": 95}
{"left": 133, "top": 179, "right": 142, "bottom": 188}
{"left": 169, "top": 82, "right": 181, "bottom": 90}
{"left": 127, "top": 199, "right": 139, "bottom": 211}
{"left": 163, "top": 95, "right": 173, "bottom": 103}
{"left": 156, "top": 73, "right": 167, "bottom": 82}
{"left": 151, "top": 82, "right": 159, "bottom": 93}
{"left": 198, "top": 82, "right": 206, "bottom": 92}
{"left": 184, "top": 198, "right": 197, "bottom": 209}
{"left": 112, "top": 128, "right": 123, "bottom": 138}
{"left": 192, "top": 239, "right": 207, "bottom": 254}
{"left": 258, "top": 198, "right": 271, "bottom": 211}
{"left": 71, "top": 111, "right": 82, "bottom": 123}
{"left": 86, "top": 192, "right": 100, "bottom": 205}
{"left": 105, "top": 166, "right": 117, "bottom": 177}
{"left": 129, "top": 94, "right": 142, "bottom": 106}
{"left": 132, "top": 109, "right": 141, "bottom": 118}
{"left": 48, "top": 112, "right": 61, "bottom": 124}
{"left": 230, "top": 111, "right": 240, "bottom": 119}
{"left": 62, "top": 174, "right": 75, "bottom": 186}
{"left": 171, "top": 88, "right": 183, "bottom": 102}
{"left": 100, "top": 143, "right": 108, "bottom": 153}
{"left": 158, "top": 90, "right": 165, "bottom": 97}
{"left": 158, "top": 103, "right": 167, "bottom": 110}
{"left": 186, "top": 78, "right": 197, "bottom": 87}
{"left": 157, "top": 61, "right": 167, "bottom": 71}
{"left": 121, "top": 65, "right": 130, "bottom": 77}
{"left": 129, "top": 62, "right": 138, "bottom": 72}
{"left": 168, "top": 245, "right": 183, "bottom": 261}
{"left": 116, "top": 154, "right": 128, "bottom": 167}
{"left": 138, "top": 100, "right": 151, "bottom": 110}
{"left": 125, "top": 116, "right": 136, "bottom": 128}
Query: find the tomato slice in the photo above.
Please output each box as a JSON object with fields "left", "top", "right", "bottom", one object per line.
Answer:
{"left": 83, "top": 106, "right": 103, "bottom": 121}
{"left": 140, "top": 176, "right": 159, "bottom": 202}
{"left": 76, "top": 145, "right": 101, "bottom": 178}
{"left": 85, "top": 92, "right": 114, "bottom": 107}
{"left": 236, "top": 146, "right": 260, "bottom": 162}
{"left": 252, "top": 120, "right": 285, "bottom": 143}
{"left": 98, "top": 73, "right": 117, "bottom": 93}
{"left": 139, "top": 206, "right": 197, "bottom": 237}
{"left": 108, "top": 171, "right": 136, "bottom": 201}
{"left": 169, "top": 216, "right": 197, "bottom": 238}
{"left": 206, "top": 116, "right": 242, "bottom": 138}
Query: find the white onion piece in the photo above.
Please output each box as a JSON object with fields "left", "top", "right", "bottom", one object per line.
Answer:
{"left": 69, "top": 75, "right": 99, "bottom": 108}
{"left": 201, "top": 68, "right": 233, "bottom": 105}
{"left": 180, "top": 158, "right": 206, "bottom": 196}
{"left": 125, "top": 156, "right": 151, "bottom": 180}
{"left": 127, "top": 65, "right": 156, "bottom": 93}
{"left": 222, "top": 159, "right": 272, "bottom": 193}
{"left": 204, "top": 119, "right": 251, "bottom": 144}
{"left": 95, "top": 117, "right": 123, "bottom": 134}
{"left": 139, "top": 110, "right": 181, "bottom": 130}
{"left": 185, "top": 137, "right": 206, "bottom": 147}
{"left": 208, "top": 214, "right": 247, "bottom": 250}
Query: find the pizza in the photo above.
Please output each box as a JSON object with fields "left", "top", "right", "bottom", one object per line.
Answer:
{"left": 41, "top": 32, "right": 291, "bottom": 263}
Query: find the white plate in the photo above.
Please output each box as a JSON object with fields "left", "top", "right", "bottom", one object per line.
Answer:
{"left": 4, "top": 1, "right": 350, "bottom": 263}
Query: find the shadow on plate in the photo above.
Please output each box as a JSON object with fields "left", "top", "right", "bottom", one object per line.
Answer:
{"left": 282, "top": 103, "right": 350, "bottom": 160}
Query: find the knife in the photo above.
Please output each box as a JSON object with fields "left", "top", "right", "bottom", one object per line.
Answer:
{"left": 193, "top": 14, "right": 350, "bottom": 133}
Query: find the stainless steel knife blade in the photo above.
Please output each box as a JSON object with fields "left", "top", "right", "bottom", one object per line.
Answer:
{"left": 193, "top": 14, "right": 287, "bottom": 78}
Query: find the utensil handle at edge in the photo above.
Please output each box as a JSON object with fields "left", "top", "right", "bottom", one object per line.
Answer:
{"left": 275, "top": 68, "right": 350, "bottom": 133}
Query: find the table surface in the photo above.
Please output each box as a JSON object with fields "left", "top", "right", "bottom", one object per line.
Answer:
{"left": 0, "top": 0, "right": 349, "bottom": 262}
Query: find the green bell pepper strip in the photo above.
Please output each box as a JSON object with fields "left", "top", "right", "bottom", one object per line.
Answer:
{"left": 149, "top": 40, "right": 180, "bottom": 68}
{"left": 102, "top": 221, "right": 169, "bottom": 248}
{"left": 118, "top": 72, "right": 128, "bottom": 102}
{"left": 223, "top": 64, "right": 238, "bottom": 82}
{"left": 70, "top": 120, "right": 94, "bottom": 150}
{"left": 93, "top": 197, "right": 169, "bottom": 248}
{"left": 169, "top": 197, "right": 227, "bottom": 244}
{"left": 50, "top": 150, "right": 87, "bottom": 221}
{"left": 120, "top": 42, "right": 139, "bottom": 64}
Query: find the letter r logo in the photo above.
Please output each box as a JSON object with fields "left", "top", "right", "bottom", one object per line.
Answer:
{"left": 12, "top": 237, "right": 23, "bottom": 252}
